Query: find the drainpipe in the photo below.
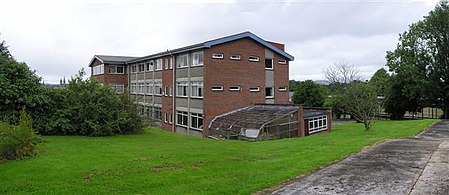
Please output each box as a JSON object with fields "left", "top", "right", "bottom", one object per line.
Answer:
{"left": 170, "top": 51, "right": 176, "bottom": 133}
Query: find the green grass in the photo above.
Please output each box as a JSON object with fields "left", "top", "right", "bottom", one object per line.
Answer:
{"left": 0, "top": 119, "right": 437, "bottom": 194}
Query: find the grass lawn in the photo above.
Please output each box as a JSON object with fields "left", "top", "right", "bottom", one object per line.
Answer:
{"left": 0, "top": 119, "right": 437, "bottom": 194}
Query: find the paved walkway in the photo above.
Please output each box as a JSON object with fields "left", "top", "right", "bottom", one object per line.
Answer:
{"left": 272, "top": 121, "right": 449, "bottom": 195}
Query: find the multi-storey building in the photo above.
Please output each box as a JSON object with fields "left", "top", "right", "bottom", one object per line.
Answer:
{"left": 88, "top": 32, "right": 297, "bottom": 137}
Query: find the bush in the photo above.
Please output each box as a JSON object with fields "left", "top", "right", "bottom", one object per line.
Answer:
{"left": 35, "top": 70, "right": 144, "bottom": 136}
{"left": 0, "top": 109, "right": 38, "bottom": 161}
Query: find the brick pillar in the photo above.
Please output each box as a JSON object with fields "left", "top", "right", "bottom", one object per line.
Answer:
{"left": 298, "top": 105, "right": 305, "bottom": 137}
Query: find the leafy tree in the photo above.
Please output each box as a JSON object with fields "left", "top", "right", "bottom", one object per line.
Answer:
{"left": 387, "top": 0, "right": 449, "bottom": 118}
{"left": 292, "top": 80, "right": 326, "bottom": 107}
{"left": 340, "top": 82, "right": 378, "bottom": 130}
{"left": 369, "top": 68, "right": 391, "bottom": 96}
{"left": 0, "top": 36, "right": 12, "bottom": 59}
{"left": 0, "top": 48, "right": 43, "bottom": 119}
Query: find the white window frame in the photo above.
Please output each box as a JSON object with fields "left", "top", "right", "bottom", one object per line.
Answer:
{"left": 279, "top": 59, "right": 287, "bottom": 64}
{"left": 190, "top": 81, "right": 203, "bottom": 98}
{"left": 130, "top": 64, "right": 137, "bottom": 73}
{"left": 191, "top": 51, "right": 204, "bottom": 66}
{"left": 230, "top": 55, "right": 241, "bottom": 60}
{"left": 93, "top": 64, "right": 104, "bottom": 75}
{"left": 145, "top": 82, "right": 153, "bottom": 95}
{"left": 190, "top": 113, "right": 203, "bottom": 131}
{"left": 169, "top": 86, "right": 173, "bottom": 97}
{"left": 177, "top": 54, "right": 189, "bottom": 68}
{"left": 249, "top": 56, "right": 260, "bottom": 62}
{"left": 138, "top": 83, "right": 145, "bottom": 94}
{"left": 130, "top": 83, "right": 137, "bottom": 94}
{"left": 279, "top": 86, "right": 287, "bottom": 92}
{"left": 109, "top": 84, "right": 124, "bottom": 93}
{"left": 164, "top": 112, "right": 168, "bottom": 123}
{"left": 138, "top": 63, "right": 145, "bottom": 72}
{"left": 212, "top": 85, "right": 223, "bottom": 91}
{"left": 249, "top": 87, "right": 260, "bottom": 92}
{"left": 169, "top": 113, "right": 173, "bottom": 124}
{"left": 165, "top": 59, "right": 169, "bottom": 70}
{"left": 212, "top": 53, "right": 224, "bottom": 59}
{"left": 308, "top": 115, "right": 328, "bottom": 134}
{"left": 265, "top": 87, "right": 274, "bottom": 98}
{"left": 176, "top": 111, "right": 188, "bottom": 127}
{"left": 108, "top": 65, "right": 124, "bottom": 74}
{"left": 169, "top": 57, "right": 173, "bottom": 69}
{"left": 154, "top": 82, "right": 162, "bottom": 95}
{"left": 265, "top": 58, "right": 273, "bottom": 70}
{"left": 229, "top": 86, "right": 241, "bottom": 91}
{"left": 176, "top": 82, "right": 188, "bottom": 97}
{"left": 153, "top": 107, "right": 162, "bottom": 121}
{"left": 146, "top": 61, "right": 154, "bottom": 72}
{"left": 155, "top": 59, "right": 162, "bottom": 71}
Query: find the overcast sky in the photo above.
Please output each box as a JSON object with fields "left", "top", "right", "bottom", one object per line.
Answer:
{"left": 0, "top": 0, "right": 439, "bottom": 84}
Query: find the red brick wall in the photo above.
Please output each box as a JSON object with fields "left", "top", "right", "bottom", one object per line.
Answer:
{"left": 267, "top": 41, "right": 285, "bottom": 51}
{"left": 204, "top": 38, "right": 288, "bottom": 136}
{"left": 161, "top": 56, "right": 174, "bottom": 131}
{"left": 90, "top": 59, "right": 128, "bottom": 88}
{"left": 273, "top": 52, "right": 290, "bottom": 104}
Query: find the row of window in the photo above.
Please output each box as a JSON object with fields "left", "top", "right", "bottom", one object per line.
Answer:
{"left": 138, "top": 106, "right": 203, "bottom": 130}
{"left": 211, "top": 53, "right": 287, "bottom": 68}
{"left": 176, "top": 111, "right": 203, "bottom": 130}
{"left": 130, "top": 82, "right": 166, "bottom": 96}
{"left": 109, "top": 84, "right": 124, "bottom": 93}
{"left": 308, "top": 116, "right": 328, "bottom": 133}
{"left": 211, "top": 85, "right": 287, "bottom": 97}
{"left": 130, "top": 51, "right": 204, "bottom": 73}
{"left": 92, "top": 64, "right": 104, "bottom": 75}
{"left": 92, "top": 64, "right": 125, "bottom": 75}
{"left": 176, "top": 81, "right": 203, "bottom": 98}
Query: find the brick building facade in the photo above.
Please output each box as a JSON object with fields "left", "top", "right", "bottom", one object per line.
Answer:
{"left": 88, "top": 32, "right": 296, "bottom": 137}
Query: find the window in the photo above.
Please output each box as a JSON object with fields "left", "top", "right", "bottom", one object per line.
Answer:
{"left": 93, "top": 64, "right": 104, "bottom": 75}
{"left": 177, "top": 54, "right": 189, "bottom": 68}
{"left": 230, "top": 86, "right": 241, "bottom": 91}
{"left": 230, "top": 55, "right": 241, "bottom": 60}
{"left": 130, "top": 83, "right": 137, "bottom": 94}
{"left": 154, "top": 107, "right": 162, "bottom": 121}
{"left": 249, "top": 56, "right": 259, "bottom": 62}
{"left": 109, "top": 84, "right": 124, "bottom": 93}
{"left": 265, "top": 59, "right": 273, "bottom": 69}
{"left": 177, "top": 111, "right": 188, "bottom": 127}
{"left": 146, "top": 61, "right": 154, "bottom": 72}
{"left": 265, "top": 87, "right": 274, "bottom": 98}
{"left": 138, "top": 63, "right": 145, "bottom": 72}
{"left": 177, "top": 82, "right": 188, "bottom": 97}
{"left": 139, "top": 105, "right": 145, "bottom": 116}
{"left": 138, "top": 83, "right": 145, "bottom": 94}
{"left": 191, "top": 113, "right": 203, "bottom": 130}
{"left": 191, "top": 82, "right": 203, "bottom": 98}
{"left": 279, "top": 86, "right": 287, "bottom": 91}
{"left": 131, "top": 65, "right": 137, "bottom": 73}
{"left": 154, "top": 82, "right": 162, "bottom": 95}
{"left": 212, "top": 85, "right": 223, "bottom": 91}
{"left": 169, "top": 57, "right": 173, "bottom": 69}
{"left": 169, "top": 113, "right": 173, "bottom": 124}
{"left": 279, "top": 59, "right": 287, "bottom": 64}
{"left": 192, "top": 51, "right": 204, "bottom": 66}
{"left": 164, "top": 86, "right": 169, "bottom": 96}
{"left": 155, "top": 59, "right": 162, "bottom": 71}
{"left": 109, "top": 65, "right": 124, "bottom": 74}
{"left": 308, "top": 116, "right": 328, "bottom": 133}
{"left": 169, "top": 86, "right": 173, "bottom": 96}
{"left": 212, "top": 53, "right": 223, "bottom": 59}
{"left": 249, "top": 87, "right": 260, "bottom": 92}
{"left": 146, "top": 106, "right": 152, "bottom": 118}
{"left": 145, "top": 82, "right": 153, "bottom": 95}
{"left": 164, "top": 112, "right": 168, "bottom": 123}
{"left": 165, "top": 59, "right": 169, "bottom": 70}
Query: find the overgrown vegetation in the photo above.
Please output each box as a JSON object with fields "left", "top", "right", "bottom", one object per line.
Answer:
{"left": 0, "top": 120, "right": 437, "bottom": 194}
{"left": 291, "top": 80, "right": 326, "bottom": 107}
{"left": 0, "top": 109, "right": 39, "bottom": 161}
{"left": 0, "top": 37, "right": 143, "bottom": 137}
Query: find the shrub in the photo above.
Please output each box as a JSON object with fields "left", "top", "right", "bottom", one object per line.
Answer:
{"left": 35, "top": 69, "right": 144, "bottom": 136}
{"left": 0, "top": 109, "right": 38, "bottom": 161}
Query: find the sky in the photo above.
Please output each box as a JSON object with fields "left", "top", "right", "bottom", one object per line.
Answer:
{"left": 0, "top": 0, "right": 439, "bottom": 84}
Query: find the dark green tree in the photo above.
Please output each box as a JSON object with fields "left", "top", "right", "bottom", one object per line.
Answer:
{"left": 369, "top": 68, "right": 391, "bottom": 96}
{"left": 292, "top": 80, "right": 326, "bottom": 107}
{"left": 387, "top": 0, "right": 449, "bottom": 118}
{"left": 0, "top": 36, "right": 12, "bottom": 59}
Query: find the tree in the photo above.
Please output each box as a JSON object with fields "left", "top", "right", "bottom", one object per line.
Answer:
{"left": 324, "top": 61, "right": 363, "bottom": 84}
{"left": 387, "top": 0, "right": 449, "bottom": 118}
{"left": 369, "top": 68, "right": 391, "bottom": 96}
{"left": 0, "top": 35, "right": 12, "bottom": 59}
{"left": 292, "top": 80, "right": 326, "bottom": 107}
{"left": 340, "top": 82, "right": 378, "bottom": 130}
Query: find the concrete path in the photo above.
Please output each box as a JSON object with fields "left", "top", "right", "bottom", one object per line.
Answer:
{"left": 272, "top": 121, "right": 449, "bottom": 195}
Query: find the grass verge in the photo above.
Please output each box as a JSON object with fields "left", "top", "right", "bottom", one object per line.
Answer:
{"left": 0, "top": 119, "right": 437, "bottom": 194}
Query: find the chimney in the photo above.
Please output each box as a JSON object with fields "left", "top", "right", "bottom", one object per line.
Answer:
{"left": 267, "top": 41, "right": 285, "bottom": 51}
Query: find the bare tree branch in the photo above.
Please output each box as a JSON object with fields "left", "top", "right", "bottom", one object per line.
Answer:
{"left": 323, "top": 61, "right": 363, "bottom": 84}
